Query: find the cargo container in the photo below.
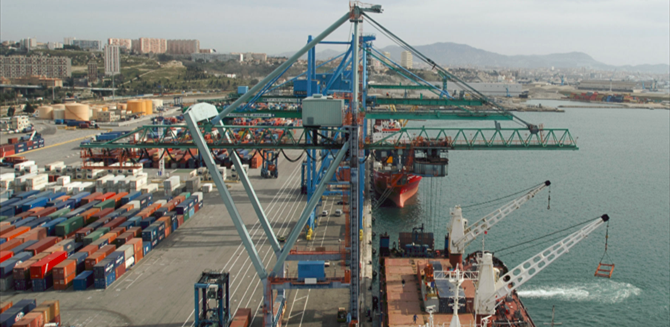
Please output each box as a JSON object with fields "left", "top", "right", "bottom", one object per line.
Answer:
{"left": 8, "top": 240, "right": 37, "bottom": 254}
{"left": 94, "top": 270, "right": 116, "bottom": 289}
{"left": 0, "top": 252, "right": 32, "bottom": 279}
{"left": 53, "top": 259, "right": 77, "bottom": 279}
{"left": 297, "top": 261, "right": 325, "bottom": 281}
{"left": 120, "top": 191, "right": 142, "bottom": 205}
{"left": 81, "top": 192, "right": 102, "bottom": 205}
{"left": 42, "top": 217, "right": 66, "bottom": 236}
{"left": 55, "top": 216, "right": 84, "bottom": 237}
{"left": 1, "top": 226, "right": 30, "bottom": 242}
{"left": 73, "top": 270, "right": 94, "bottom": 290}
{"left": 23, "top": 237, "right": 59, "bottom": 256}
{"left": 0, "top": 299, "right": 36, "bottom": 327}
{"left": 30, "top": 251, "right": 67, "bottom": 279}
{"left": 83, "top": 230, "right": 106, "bottom": 245}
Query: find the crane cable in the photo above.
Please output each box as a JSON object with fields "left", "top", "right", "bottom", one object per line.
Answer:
{"left": 459, "top": 181, "right": 547, "bottom": 210}
{"left": 493, "top": 215, "right": 602, "bottom": 256}
{"left": 599, "top": 221, "right": 612, "bottom": 264}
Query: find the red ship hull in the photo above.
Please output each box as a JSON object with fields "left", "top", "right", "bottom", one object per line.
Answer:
{"left": 373, "top": 170, "right": 422, "bottom": 208}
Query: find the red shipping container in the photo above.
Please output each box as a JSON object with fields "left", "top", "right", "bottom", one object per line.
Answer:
{"left": 53, "top": 259, "right": 76, "bottom": 279}
{"left": 0, "top": 238, "right": 23, "bottom": 252}
{"left": 84, "top": 252, "right": 108, "bottom": 270}
{"left": 110, "top": 227, "right": 127, "bottom": 236}
{"left": 100, "top": 192, "right": 116, "bottom": 201}
{"left": 13, "top": 312, "right": 44, "bottom": 327}
{"left": 100, "top": 232, "right": 118, "bottom": 244}
{"left": 30, "top": 251, "right": 67, "bottom": 279}
{"left": 79, "top": 244, "right": 98, "bottom": 256}
{"left": 0, "top": 225, "right": 16, "bottom": 236}
{"left": 1, "top": 226, "right": 30, "bottom": 241}
{"left": 158, "top": 217, "right": 171, "bottom": 237}
{"left": 194, "top": 202, "right": 199, "bottom": 213}
{"left": 127, "top": 227, "right": 142, "bottom": 237}
{"left": 0, "top": 301, "right": 12, "bottom": 313}
{"left": 25, "top": 236, "right": 59, "bottom": 255}
{"left": 115, "top": 263, "right": 126, "bottom": 278}
{"left": 53, "top": 272, "right": 76, "bottom": 290}
{"left": 88, "top": 208, "right": 113, "bottom": 224}
{"left": 0, "top": 251, "right": 13, "bottom": 263}
{"left": 33, "top": 207, "right": 57, "bottom": 218}
{"left": 109, "top": 192, "right": 128, "bottom": 207}
{"left": 81, "top": 192, "right": 102, "bottom": 205}
{"left": 16, "top": 227, "right": 47, "bottom": 242}
{"left": 80, "top": 208, "right": 102, "bottom": 224}
{"left": 99, "top": 244, "right": 117, "bottom": 255}
{"left": 27, "top": 207, "right": 44, "bottom": 214}
{"left": 102, "top": 217, "right": 127, "bottom": 231}
{"left": 54, "top": 195, "right": 70, "bottom": 202}
{"left": 177, "top": 215, "right": 184, "bottom": 228}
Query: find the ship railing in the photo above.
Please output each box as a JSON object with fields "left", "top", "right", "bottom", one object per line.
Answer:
{"left": 433, "top": 270, "right": 479, "bottom": 280}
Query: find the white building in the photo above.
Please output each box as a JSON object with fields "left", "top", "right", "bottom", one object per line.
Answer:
{"left": 63, "top": 37, "right": 76, "bottom": 46}
{"left": 108, "top": 38, "right": 132, "bottom": 50}
{"left": 47, "top": 42, "right": 63, "bottom": 50}
{"left": 21, "top": 38, "right": 37, "bottom": 50}
{"left": 104, "top": 45, "right": 120, "bottom": 76}
{"left": 401, "top": 51, "right": 413, "bottom": 69}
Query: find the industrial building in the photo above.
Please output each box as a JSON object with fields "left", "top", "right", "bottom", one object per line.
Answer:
{"left": 0, "top": 56, "right": 72, "bottom": 79}
{"left": 578, "top": 80, "right": 637, "bottom": 92}
{"left": 167, "top": 39, "right": 200, "bottom": 54}
{"left": 9, "top": 75, "right": 63, "bottom": 88}
{"left": 72, "top": 40, "right": 103, "bottom": 51}
{"left": 108, "top": 38, "right": 132, "bottom": 50}
{"left": 428, "top": 82, "right": 523, "bottom": 97}
{"left": 401, "top": 51, "right": 413, "bottom": 69}
{"left": 191, "top": 53, "right": 244, "bottom": 62}
{"left": 132, "top": 38, "right": 167, "bottom": 54}
{"left": 0, "top": 115, "right": 30, "bottom": 131}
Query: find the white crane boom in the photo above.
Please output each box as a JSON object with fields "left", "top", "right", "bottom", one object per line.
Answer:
{"left": 474, "top": 214, "right": 610, "bottom": 316}
{"left": 449, "top": 181, "right": 551, "bottom": 264}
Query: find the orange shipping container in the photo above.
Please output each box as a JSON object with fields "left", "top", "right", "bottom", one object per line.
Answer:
{"left": 16, "top": 227, "right": 47, "bottom": 242}
{"left": 1, "top": 226, "right": 30, "bottom": 241}
{"left": 127, "top": 227, "right": 142, "bottom": 237}
{"left": 53, "top": 259, "right": 77, "bottom": 279}
{"left": 78, "top": 244, "right": 98, "bottom": 256}
{"left": 84, "top": 252, "right": 108, "bottom": 270}
{"left": 53, "top": 272, "right": 76, "bottom": 290}
{"left": 158, "top": 217, "right": 171, "bottom": 237}
{"left": 126, "top": 238, "right": 143, "bottom": 253}
{"left": 101, "top": 232, "right": 117, "bottom": 244}
{"left": 0, "top": 301, "right": 12, "bottom": 314}
{"left": 0, "top": 225, "right": 16, "bottom": 236}
{"left": 13, "top": 312, "right": 44, "bottom": 327}
{"left": 0, "top": 238, "right": 24, "bottom": 252}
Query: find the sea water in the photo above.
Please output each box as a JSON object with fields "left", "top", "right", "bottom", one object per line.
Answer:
{"left": 373, "top": 103, "right": 669, "bottom": 326}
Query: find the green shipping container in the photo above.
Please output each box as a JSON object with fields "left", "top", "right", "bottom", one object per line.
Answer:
{"left": 94, "top": 199, "right": 116, "bottom": 209}
{"left": 48, "top": 208, "right": 71, "bottom": 219}
{"left": 0, "top": 216, "right": 8, "bottom": 222}
{"left": 183, "top": 211, "right": 190, "bottom": 221}
{"left": 55, "top": 215, "right": 85, "bottom": 237}
{"left": 83, "top": 230, "right": 105, "bottom": 244}
{"left": 179, "top": 192, "right": 191, "bottom": 199}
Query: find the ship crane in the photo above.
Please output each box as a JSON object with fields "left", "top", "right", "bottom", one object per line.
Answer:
{"left": 448, "top": 181, "right": 551, "bottom": 268}
{"left": 474, "top": 214, "right": 611, "bottom": 326}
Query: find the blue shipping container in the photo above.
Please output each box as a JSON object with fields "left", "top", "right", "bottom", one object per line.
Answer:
{"left": 94, "top": 271, "right": 116, "bottom": 289}
{"left": 73, "top": 270, "right": 94, "bottom": 291}
{"left": 297, "top": 261, "right": 325, "bottom": 281}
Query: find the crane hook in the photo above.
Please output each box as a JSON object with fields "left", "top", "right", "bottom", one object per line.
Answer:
{"left": 547, "top": 185, "right": 551, "bottom": 210}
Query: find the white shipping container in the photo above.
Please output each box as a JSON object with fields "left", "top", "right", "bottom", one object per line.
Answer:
{"left": 14, "top": 161, "right": 35, "bottom": 172}
{"left": 45, "top": 161, "right": 65, "bottom": 171}
{"left": 74, "top": 182, "right": 94, "bottom": 193}
{"left": 86, "top": 169, "right": 104, "bottom": 179}
{"left": 107, "top": 162, "right": 120, "bottom": 173}
{"left": 154, "top": 199, "right": 167, "bottom": 206}
{"left": 0, "top": 180, "right": 12, "bottom": 189}
{"left": 26, "top": 174, "right": 48, "bottom": 186}
{"left": 57, "top": 176, "right": 70, "bottom": 186}
{"left": 192, "top": 192, "right": 203, "bottom": 203}
{"left": 202, "top": 184, "right": 213, "bottom": 193}
{"left": 117, "top": 244, "right": 134, "bottom": 259}
{"left": 46, "top": 185, "right": 63, "bottom": 193}
{"left": 63, "top": 182, "right": 82, "bottom": 194}
{"left": 96, "top": 175, "right": 114, "bottom": 188}
{"left": 76, "top": 172, "right": 84, "bottom": 179}
{"left": 140, "top": 184, "right": 158, "bottom": 194}
{"left": 125, "top": 256, "right": 135, "bottom": 269}
{"left": 129, "top": 175, "right": 147, "bottom": 189}
{"left": 0, "top": 173, "right": 15, "bottom": 181}
{"left": 127, "top": 200, "right": 140, "bottom": 210}
{"left": 26, "top": 183, "right": 47, "bottom": 191}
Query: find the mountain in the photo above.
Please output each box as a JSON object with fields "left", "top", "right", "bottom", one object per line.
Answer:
{"left": 275, "top": 42, "right": 668, "bottom": 74}
{"left": 378, "top": 42, "right": 668, "bottom": 74}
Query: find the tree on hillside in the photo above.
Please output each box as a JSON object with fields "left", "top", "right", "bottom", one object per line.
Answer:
{"left": 23, "top": 103, "right": 35, "bottom": 114}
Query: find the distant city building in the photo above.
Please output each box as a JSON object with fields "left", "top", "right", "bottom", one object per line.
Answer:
{"left": 132, "top": 38, "right": 167, "bottom": 54}
{"left": 0, "top": 56, "right": 72, "bottom": 79}
{"left": 1, "top": 41, "right": 15, "bottom": 47}
{"left": 167, "top": 39, "right": 200, "bottom": 54}
{"left": 578, "top": 80, "right": 636, "bottom": 92}
{"left": 382, "top": 51, "right": 392, "bottom": 66}
{"left": 20, "top": 38, "right": 37, "bottom": 50}
{"left": 191, "top": 53, "right": 243, "bottom": 63}
{"left": 232, "top": 52, "right": 267, "bottom": 62}
{"left": 104, "top": 45, "right": 120, "bottom": 76}
{"left": 429, "top": 82, "right": 522, "bottom": 97}
{"left": 88, "top": 61, "right": 98, "bottom": 83}
{"left": 63, "top": 37, "right": 76, "bottom": 46}
{"left": 11, "top": 75, "right": 63, "bottom": 88}
{"left": 400, "top": 51, "right": 412, "bottom": 69}
{"left": 198, "top": 49, "right": 215, "bottom": 54}
{"left": 47, "top": 42, "right": 63, "bottom": 50}
{"left": 108, "top": 38, "right": 132, "bottom": 50}
{"left": 73, "top": 40, "right": 102, "bottom": 51}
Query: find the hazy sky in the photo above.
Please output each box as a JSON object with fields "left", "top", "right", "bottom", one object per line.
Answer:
{"left": 2, "top": 0, "right": 668, "bottom": 66}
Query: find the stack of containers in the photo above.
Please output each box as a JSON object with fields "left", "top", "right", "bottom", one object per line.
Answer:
{"left": 163, "top": 176, "right": 180, "bottom": 196}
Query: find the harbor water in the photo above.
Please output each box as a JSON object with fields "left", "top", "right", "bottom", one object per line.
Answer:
{"left": 373, "top": 101, "right": 670, "bottom": 326}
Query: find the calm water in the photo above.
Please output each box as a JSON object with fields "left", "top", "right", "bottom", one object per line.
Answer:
{"left": 373, "top": 102, "right": 670, "bottom": 326}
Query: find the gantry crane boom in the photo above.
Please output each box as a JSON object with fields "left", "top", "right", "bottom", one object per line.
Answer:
{"left": 448, "top": 181, "right": 551, "bottom": 267}
{"left": 474, "top": 214, "right": 610, "bottom": 318}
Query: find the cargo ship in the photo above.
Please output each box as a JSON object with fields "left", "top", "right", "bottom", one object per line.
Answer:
{"left": 372, "top": 119, "right": 422, "bottom": 208}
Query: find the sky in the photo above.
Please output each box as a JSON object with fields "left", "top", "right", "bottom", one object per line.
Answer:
{"left": 1, "top": 0, "right": 669, "bottom": 67}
